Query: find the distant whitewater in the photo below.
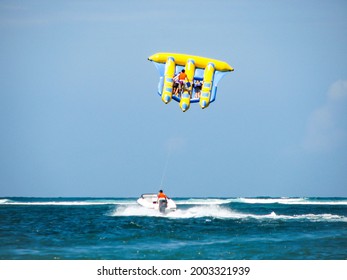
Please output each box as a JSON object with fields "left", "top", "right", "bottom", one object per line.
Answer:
{"left": 1, "top": 197, "right": 346, "bottom": 259}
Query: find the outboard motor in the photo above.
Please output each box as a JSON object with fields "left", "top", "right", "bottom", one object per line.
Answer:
{"left": 158, "top": 199, "right": 167, "bottom": 214}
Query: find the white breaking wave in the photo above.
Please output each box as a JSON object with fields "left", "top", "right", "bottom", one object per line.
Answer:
{"left": 176, "top": 198, "right": 233, "bottom": 205}
{"left": 0, "top": 199, "right": 137, "bottom": 206}
{"left": 111, "top": 204, "right": 347, "bottom": 222}
{"left": 237, "top": 197, "right": 347, "bottom": 205}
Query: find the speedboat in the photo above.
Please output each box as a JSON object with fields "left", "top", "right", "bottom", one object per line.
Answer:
{"left": 137, "top": 193, "right": 177, "bottom": 213}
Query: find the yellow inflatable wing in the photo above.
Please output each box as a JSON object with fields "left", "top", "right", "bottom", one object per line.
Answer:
{"left": 148, "top": 53, "right": 234, "bottom": 112}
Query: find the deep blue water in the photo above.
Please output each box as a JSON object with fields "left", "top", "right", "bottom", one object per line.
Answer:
{"left": 0, "top": 197, "right": 346, "bottom": 260}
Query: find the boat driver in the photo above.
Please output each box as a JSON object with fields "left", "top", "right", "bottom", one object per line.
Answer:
{"left": 157, "top": 190, "right": 168, "bottom": 201}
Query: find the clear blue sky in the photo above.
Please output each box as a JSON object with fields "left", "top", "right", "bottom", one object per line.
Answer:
{"left": 1, "top": 0, "right": 346, "bottom": 197}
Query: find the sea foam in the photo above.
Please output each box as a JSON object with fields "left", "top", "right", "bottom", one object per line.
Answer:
{"left": 111, "top": 204, "right": 347, "bottom": 222}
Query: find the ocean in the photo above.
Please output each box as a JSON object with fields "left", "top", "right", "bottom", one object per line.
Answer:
{"left": 0, "top": 197, "right": 346, "bottom": 260}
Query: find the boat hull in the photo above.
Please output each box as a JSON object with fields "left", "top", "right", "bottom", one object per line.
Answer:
{"left": 137, "top": 194, "right": 177, "bottom": 213}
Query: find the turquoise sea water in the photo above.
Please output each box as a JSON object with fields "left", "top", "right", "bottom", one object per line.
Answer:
{"left": 0, "top": 197, "right": 346, "bottom": 260}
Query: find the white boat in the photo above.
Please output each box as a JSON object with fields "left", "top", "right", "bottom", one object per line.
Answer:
{"left": 137, "top": 193, "right": 177, "bottom": 213}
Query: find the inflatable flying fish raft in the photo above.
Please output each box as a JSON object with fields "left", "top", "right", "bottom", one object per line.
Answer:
{"left": 148, "top": 52, "right": 234, "bottom": 112}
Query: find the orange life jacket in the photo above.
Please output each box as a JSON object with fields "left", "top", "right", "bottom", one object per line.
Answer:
{"left": 158, "top": 192, "right": 167, "bottom": 199}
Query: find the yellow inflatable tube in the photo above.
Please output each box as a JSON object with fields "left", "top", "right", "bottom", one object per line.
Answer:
{"left": 148, "top": 53, "right": 233, "bottom": 72}
{"left": 162, "top": 57, "right": 175, "bottom": 104}
{"left": 200, "top": 63, "right": 215, "bottom": 109}
{"left": 179, "top": 59, "right": 196, "bottom": 112}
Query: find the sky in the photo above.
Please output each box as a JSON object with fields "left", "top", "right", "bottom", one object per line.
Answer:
{"left": 0, "top": 0, "right": 346, "bottom": 198}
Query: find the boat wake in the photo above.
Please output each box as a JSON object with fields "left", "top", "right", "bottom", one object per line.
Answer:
{"left": 110, "top": 204, "right": 347, "bottom": 222}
